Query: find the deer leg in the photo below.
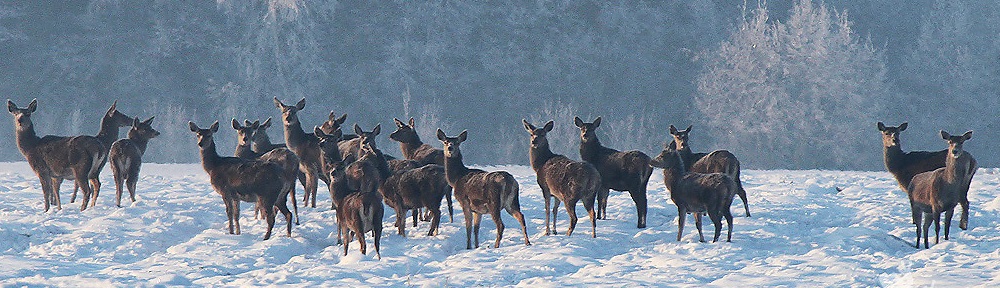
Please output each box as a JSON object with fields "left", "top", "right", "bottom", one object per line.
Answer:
{"left": 583, "top": 192, "right": 597, "bottom": 238}
{"left": 724, "top": 205, "right": 734, "bottom": 242}
{"left": 288, "top": 184, "right": 299, "bottom": 225}
{"left": 695, "top": 212, "right": 705, "bottom": 243}
{"left": 543, "top": 195, "right": 551, "bottom": 235}
{"left": 71, "top": 182, "right": 78, "bottom": 204}
{"left": 113, "top": 166, "right": 125, "bottom": 207}
{"left": 913, "top": 210, "right": 922, "bottom": 249}
{"left": 275, "top": 195, "right": 292, "bottom": 238}
{"left": 428, "top": 208, "right": 441, "bottom": 237}
{"left": 552, "top": 198, "right": 561, "bottom": 235}
{"left": 51, "top": 178, "right": 64, "bottom": 211}
{"left": 473, "top": 212, "right": 483, "bottom": 248}
{"left": 396, "top": 206, "right": 406, "bottom": 237}
{"left": 358, "top": 227, "right": 367, "bottom": 255}
{"left": 342, "top": 228, "right": 351, "bottom": 256}
{"left": 509, "top": 209, "right": 530, "bottom": 246}
{"left": 736, "top": 181, "right": 751, "bottom": 217}
{"left": 597, "top": 189, "right": 609, "bottom": 219}
{"left": 262, "top": 198, "right": 277, "bottom": 241}
{"left": 446, "top": 188, "right": 454, "bottom": 223}
{"left": 933, "top": 211, "right": 941, "bottom": 245}
{"left": 232, "top": 197, "right": 242, "bottom": 235}
{"left": 922, "top": 212, "right": 932, "bottom": 249}
{"left": 126, "top": 167, "right": 139, "bottom": 203}
{"left": 74, "top": 171, "right": 92, "bottom": 211}
{"left": 89, "top": 178, "right": 101, "bottom": 208}
{"left": 676, "top": 209, "right": 686, "bottom": 241}
{"left": 709, "top": 210, "right": 723, "bottom": 243}
{"left": 491, "top": 212, "right": 504, "bottom": 248}
{"left": 374, "top": 222, "right": 382, "bottom": 260}
{"left": 303, "top": 169, "right": 317, "bottom": 209}
{"left": 38, "top": 176, "right": 53, "bottom": 212}
{"left": 944, "top": 207, "right": 954, "bottom": 241}
{"left": 564, "top": 199, "right": 578, "bottom": 237}
{"left": 462, "top": 208, "right": 474, "bottom": 249}
{"left": 412, "top": 208, "right": 419, "bottom": 227}
{"left": 629, "top": 189, "right": 648, "bottom": 228}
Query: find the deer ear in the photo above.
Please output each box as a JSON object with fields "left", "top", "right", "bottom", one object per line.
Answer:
{"left": 335, "top": 114, "right": 347, "bottom": 125}
{"left": 592, "top": 117, "right": 602, "bottom": 128}
{"left": 107, "top": 101, "right": 118, "bottom": 115}
{"left": 144, "top": 116, "right": 154, "bottom": 125}
{"left": 963, "top": 131, "right": 973, "bottom": 140}
{"left": 458, "top": 130, "right": 468, "bottom": 142}
{"left": 876, "top": 122, "right": 885, "bottom": 131}
{"left": 685, "top": 125, "right": 693, "bottom": 132}
{"left": 232, "top": 118, "right": 241, "bottom": 130}
{"left": 354, "top": 123, "right": 363, "bottom": 135}
{"left": 940, "top": 130, "right": 950, "bottom": 140}
{"left": 273, "top": 97, "right": 283, "bottom": 109}
{"left": 251, "top": 121, "right": 260, "bottom": 129}
{"left": 328, "top": 111, "right": 337, "bottom": 120}
{"left": 210, "top": 121, "right": 220, "bottom": 133}
{"left": 262, "top": 117, "right": 272, "bottom": 128}
{"left": 372, "top": 124, "right": 381, "bottom": 136}
{"left": 26, "top": 99, "right": 36, "bottom": 113}
{"left": 574, "top": 116, "right": 584, "bottom": 128}
{"left": 132, "top": 117, "right": 140, "bottom": 127}
{"left": 669, "top": 125, "right": 678, "bottom": 135}
{"left": 7, "top": 100, "right": 15, "bottom": 113}
{"left": 522, "top": 119, "right": 535, "bottom": 132}
{"left": 408, "top": 117, "right": 415, "bottom": 128}
{"left": 543, "top": 120, "right": 554, "bottom": 132}
{"left": 188, "top": 121, "right": 199, "bottom": 132}
{"left": 898, "top": 122, "right": 908, "bottom": 131}
{"left": 436, "top": 129, "right": 446, "bottom": 142}
{"left": 394, "top": 118, "right": 405, "bottom": 128}
{"left": 295, "top": 98, "right": 306, "bottom": 110}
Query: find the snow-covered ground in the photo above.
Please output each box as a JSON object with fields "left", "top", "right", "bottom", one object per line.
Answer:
{"left": 1, "top": 162, "right": 999, "bottom": 287}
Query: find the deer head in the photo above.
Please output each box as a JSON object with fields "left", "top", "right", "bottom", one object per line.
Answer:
{"left": 522, "top": 119, "right": 553, "bottom": 149}
{"left": 668, "top": 125, "right": 693, "bottom": 151}
{"left": 189, "top": 121, "right": 220, "bottom": 148}
{"left": 573, "top": 116, "right": 601, "bottom": 143}
{"left": 436, "top": 129, "right": 467, "bottom": 159}
{"left": 877, "top": 122, "right": 907, "bottom": 148}
{"left": 104, "top": 101, "right": 133, "bottom": 128}
{"left": 940, "top": 130, "right": 973, "bottom": 159}
{"left": 389, "top": 117, "right": 419, "bottom": 143}
{"left": 354, "top": 123, "right": 381, "bottom": 150}
{"left": 273, "top": 97, "right": 306, "bottom": 126}
{"left": 129, "top": 116, "right": 160, "bottom": 140}
{"left": 232, "top": 119, "right": 259, "bottom": 147}
{"left": 7, "top": 99, "right": 37, "bottom": 131}
{"left": 315, "top": 126, "right": 343, "bottom": 154}
{"left": 319, "top": 111, "right": 348, "bottom": 134}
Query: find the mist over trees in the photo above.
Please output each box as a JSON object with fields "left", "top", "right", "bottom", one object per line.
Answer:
{"left": 0, "top": 0, "right": 996, "bottom": 170}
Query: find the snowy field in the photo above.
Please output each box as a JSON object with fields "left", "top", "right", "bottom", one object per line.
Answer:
{"left": 1, "top": 162, "right": 1000, "bottom": 287}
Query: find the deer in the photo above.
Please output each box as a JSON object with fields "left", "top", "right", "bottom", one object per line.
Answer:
{"left": 69, "top": 101, "right": 135, "bottom": 206}
{"left": 233, "top": 119, "right": 301, "bottom": 225}
{"left": 653, "top": 125, "right": 751, "bottom": 217}
{"left": 573, "top": 116, "right": 653, "bottom": 228}
{"left": 331, "top": 143, "right": 385, "bottom": 259}
{"left": 908, "top": 130, "right": 976, "bottom": 249}
{"left": 523, "top": 120, "right": 601, "bottom": 237}
{"left": 655, "top": 148, "right": 737, "bottom": 243}
{"left": 437, "top": 129, "right": 531, "bottom": 249}
{"left": 249, "top": 117, "right": 286, "bottom": 153}
{"left": 108, "top": 116, "right": 159, "bottom": 207}
{"left": 338, "top": 123, "right": 383, "bottom": 165}
{"left": 389, "top": 117, "right": 445, "bottom": 166}
{"left": 7, "top": 99, "right": 106, "bottom": 211}
{"left": 318, "top": 111, "right": 358, "bottom": 141}
{"left": 379, "top": 163, "right": 450, "bottom": 237}
{"left": 189, "top": 121, "right": 294, "bottom": 240}
{"left": 273, "top": 97, "right": 329, "bottom": 209}
{"left": 878, "top": 122, "right": 976, "bottom": 230}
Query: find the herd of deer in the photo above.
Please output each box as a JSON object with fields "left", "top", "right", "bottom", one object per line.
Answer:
{"left": 4, "top": 98, "right": 978, "bottom": 259}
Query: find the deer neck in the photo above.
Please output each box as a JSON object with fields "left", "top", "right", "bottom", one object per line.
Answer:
{"left": 443, "top": 153, "right": 470, "bottom": 186}
{"left": 95, "top": 116, "right": 121, "bottom": 148}
{"left": 252, "top": 132, "right": 277, "bottom": 153}
{"left": 579, "top": 138, "right": 604, "bottom": 162}
{"left": 943, "top": 152, "right": 969, "bottom": 184}
{"left": 399, "top": 138, "right": 424, "bottom": 159}
{"left": 283, "top": 119, "right": 310, "bottom": 148}
{"left": 234, "top": 142, "right": 256, "bottom": 159}
{"left": 199, "top": 140, "right": 224, "bottom": 172}
{"left": 529, "top": 143, "right": 557, "bottom": 172}
{"left": 662, "top": 155, "right": 687, "bottom": 193}
{"left": 128, "top": 135, "right": 152, "bottom": 155}
{"left": 13, "top": 124, "right": 41, "bottom": 155}
{"left": 882, "top": 145, "right": 905, "bottom": 169}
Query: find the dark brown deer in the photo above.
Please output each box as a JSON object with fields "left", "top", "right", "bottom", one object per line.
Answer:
{"left": 386, "top": 158, "right": 455, "bottom": 224}
{"left": 250, "top": 117, "right": 286, "bottom": 153}
{"left": 8, "top": 99, "right": 106, "bottom": 211}
{"left": 524, "top": 120, "right": 600, "bottom": 237}
{"left": 654, "top": 125, "right": 750, "bottom": 217}
{"left": 273, "top": 97, "right": 329, "bottom": 209}
{"left": 338, "top": 124, "right": 383, "bottom": 164}
{"left": 380, "top": 163, "right": 450, "bottom": 237}
{"left": 332, "top": 143, "right": 385, "bottom": 259}
{"left": 573, "top": 116, "right": 653, "bottom": 228}
{"left": 189, "top": 121, "right": 294, "bottom": 240}
{"left": 389, "top": 117, "right": 445, "bottom": 166}
{"left": 657, "top": 149, "right": 736, "bottom": 243}
{"left": 233, "top": 119, "right": 302, "bottom": 225}
{"left": 908, "top": 130, "right": 976, "bottom": 249}
{"left": 878, "top": 122, "right": 976, "bottom": 230}
{"left": 437, "top": 129, "right": 530, "bottom": 249}
{"left": 108, "top": 116, "right": 159, "bottom": 207}
{"left": 318, "top": 111, "right": 358, "bottom": 141}
{"left": 70, "top": 101, "right": 134, "bottom": 206}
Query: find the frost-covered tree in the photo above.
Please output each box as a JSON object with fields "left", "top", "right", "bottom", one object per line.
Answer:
{"left": 695, "top": 0, "right": 890, "bottom": 169}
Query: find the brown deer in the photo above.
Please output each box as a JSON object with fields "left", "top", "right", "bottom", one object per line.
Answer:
{"left": 338, "top": 124, "right": 383, "bottom": 164}
{"left": 8, "top": 99, "right": 106, "bottom": 211}
{"left": 189, "top": 121, "right": 294, "bottom": 240}
{"left": 573, "top": 116, "right": 653, "bottom": 228}
{"left": 908, "top": 130, "right": 976, "bottom": 249}
{"left": 318, "top": 111, "right": 358, "bottom": 141}
{"left": 233, "top": 119, "right": 302, "bottom": 225}
{"left": 878, "top": 122, "right": 976, "bottom": 230}
{"left": 380, "top": 163, "right": 450, "bottom": 237}
{"left": 70, "top": 101, "right": 134, "bottom": 206}
{"left": 437, "top": 129, "right": 530, "bottom": 249}
{"left": 524, "top": 120, "right": 600, "bottom": 237}
{"left": 657, "top": 149, "right": 737, "bottom": 243}
{"left": 108, "top": 116, "right": 159, "bottom": 207}
{"left": 249, "top": 117, "right": 286, "bottom": 153}
{"left": 273, "top": 97, "right": 329, "bottom": 209}
{"left": 389, "top": 117, "right": 445, "bottom": 166}
{"left": 332, "top": 143, "right": 385, "bottom": 259}
{"left": 654, "top": 125, "right": 750, "bottom": 217}
{"left": 386, "top": 158, "right": 455, "bottom": 225}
